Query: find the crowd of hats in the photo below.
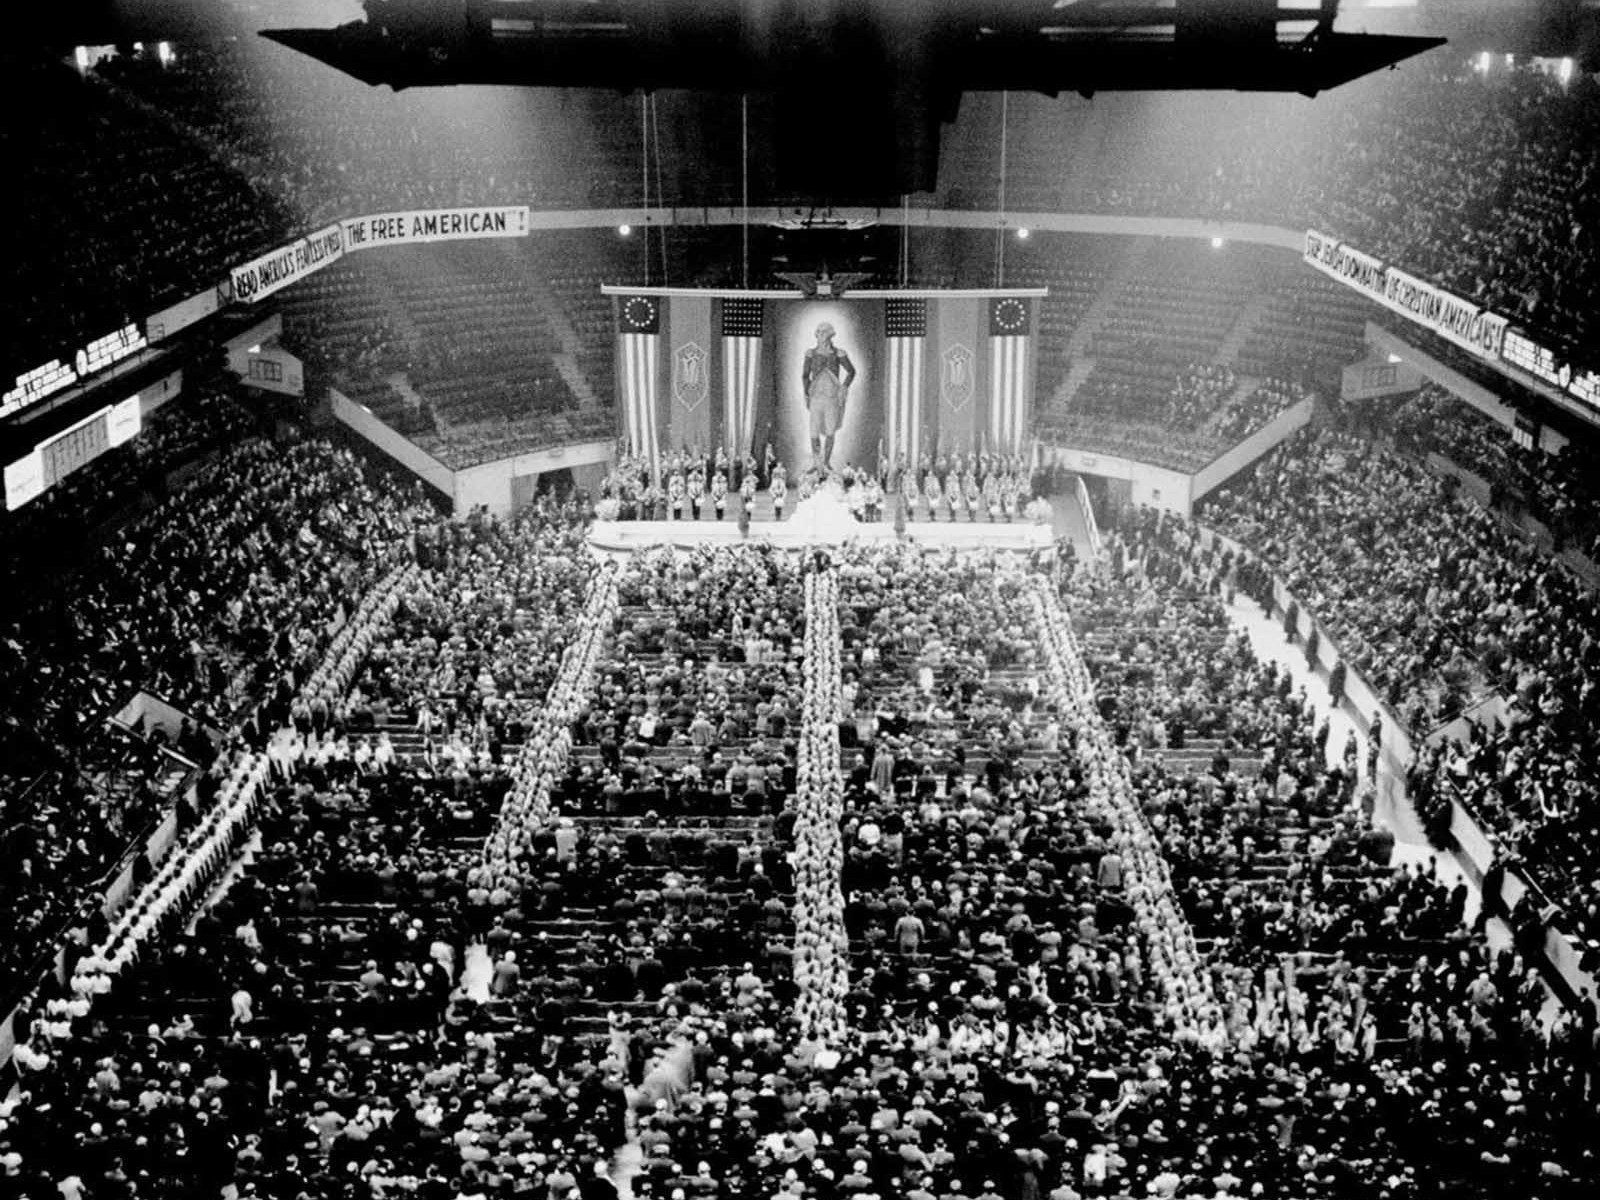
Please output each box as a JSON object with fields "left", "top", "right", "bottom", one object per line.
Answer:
{"left": 1055, "top": 512, "right": 1600, "bottom": 1197}
{"left": 16, "top": 562, "right": 419, "bottom": 1069}
{"left": 1203, "top": 422, "right": 1600, "bottom": 948}
{"left": 0, "top": 430, "right": 430, "bottom": 1004}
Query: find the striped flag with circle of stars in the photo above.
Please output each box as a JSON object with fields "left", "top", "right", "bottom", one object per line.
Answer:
{"left": 617, "top": 295, "right": 662, "bottom": 473}
{"left": 987, "top": 296, "right": 1033, "bottom": 454}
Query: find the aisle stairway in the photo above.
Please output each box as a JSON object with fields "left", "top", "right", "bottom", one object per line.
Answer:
{"left": 496, "top": 241, "right": 604, "bottom": 412}
{"left": 1046, "top": 237, "right": 1153, "bottom": 411}
{"left": 1052, "top": 356, "right": 1098, "bottom": 415}
{"left": 1211, "top": 290, "right": 1272, "bottom": 366}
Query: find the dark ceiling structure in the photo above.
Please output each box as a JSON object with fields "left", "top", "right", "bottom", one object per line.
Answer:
{"left": 270, "top": 0, "right": 1451, "bottom": 198}
{"left": 16, "top": 2, "right": 1600, "bottom": 198}
{"left": 260, "top": 1, "right": 1441, "bottom": 97}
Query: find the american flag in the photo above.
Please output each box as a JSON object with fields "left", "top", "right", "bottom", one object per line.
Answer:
{"left": 721, "top": 297, "right": 764, "bottom": 458}
{"left": 618, "top": 295, "right": 661, "bottom": 471}
{"left": 988, "top": 296, "right": 1031, "bottom": 454}
{"left": 885, "top": 297, "right": 927, "bottom": 462}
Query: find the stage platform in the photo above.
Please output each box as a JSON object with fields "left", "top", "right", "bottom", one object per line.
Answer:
{"left": 589, "top": 491, "right": 1053, "bottom": 554}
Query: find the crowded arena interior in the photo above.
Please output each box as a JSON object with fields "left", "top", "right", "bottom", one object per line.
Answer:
{"left": 3, "top": 1, "right": 1600, "bottom": 1198}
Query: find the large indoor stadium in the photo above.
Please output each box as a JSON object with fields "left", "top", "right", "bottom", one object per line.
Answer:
{"left": 2, "top": 1, "right": 1598, "bottom": 1197}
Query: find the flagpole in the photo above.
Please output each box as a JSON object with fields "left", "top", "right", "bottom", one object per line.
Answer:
{"left": 996, "top": 91, "right": 1009, "bottom": 291}
{"left": 652, "top": 96, "right": 669, "bottom": 287}
{"left": 640, "top": 93, "right": 651, "bottom": 287}
{"left": 900, "top": 194, "right": 910, "bottom": 288}
{"left": 741, "top": 95, "right": 751, "bottom": 291}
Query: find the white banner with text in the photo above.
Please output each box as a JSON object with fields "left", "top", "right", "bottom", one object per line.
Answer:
{"left": 1302, "top": 229, "right": 1508, "bottom": 363}
{"left": 341, "top": 206, "right": 531, "bottom": 252}
{"left": 230, "top": 223, "right": 346, "bottom": 304}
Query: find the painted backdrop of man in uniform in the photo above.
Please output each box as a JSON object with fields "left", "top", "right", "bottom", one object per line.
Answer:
{"left": 802, "top": 322, "right": 857, "bottom": 469}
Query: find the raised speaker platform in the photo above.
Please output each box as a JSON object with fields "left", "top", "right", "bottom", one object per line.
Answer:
{"left": 589, "top": 491, "right": 1053, "bottom": 554}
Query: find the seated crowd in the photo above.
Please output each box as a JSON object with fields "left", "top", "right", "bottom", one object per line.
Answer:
{"left": 1065, "top": 514, "right": 1597, "bottom": 1198}
{"left": 1200, "top": 422, "right": 1600, "bottom": 948}
{"left": 1044, "top": 361, "right": 1288, "bottom": 474}
{"left": 0, "top": 404, "right": 432, "bottom": 1009}
{"left": 7, "top": 499, "right": 624, "bottom": 1200}
{"left": 1, "top": 29, "right": 1597, "bottom": 1200}
{"left": 963, "top": 61, "right": 1599, "bottom": 354}
{"left": 0, "top": 442, "right": 1595, "bottom": 1200}
{"left": 1385, "top": 384, "right": 1600, "bottom": 563}
{"left": 1213, "top": 379, "right": 1309, "bottom": 447}
{"left": 1, "top": 55, "right": 293, "bottom": 382}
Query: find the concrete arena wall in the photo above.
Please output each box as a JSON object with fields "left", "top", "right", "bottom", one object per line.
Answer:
{"left": 1042, "top": 446, "right": 1193, "bottom": 516}
{"left": 330, "top": 389, "right": 455, "bottom": 500}
{"left": 452, "top": 440, "right": 615, "bottom": 518}
{"left": 1191, "top": 399, "right": 1313, "bottom": 501}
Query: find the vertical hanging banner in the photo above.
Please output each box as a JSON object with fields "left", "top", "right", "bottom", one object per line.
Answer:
{"left": 884, "top": 298, "right": 928, "bottom": 465}
{"left": 665, "top": 295, "right": 713, "bottom": 454}
{"left": 616, "top": 295, "right": 662, "bottom": 471}
{"left": 929, "top": 296, "right": 985, "bottom": 457}
{"left": 987, "top": 296, "right": 1033, "bottom": 455}
{"left": 721, "top": 298, "right": 765, "bottom": 460}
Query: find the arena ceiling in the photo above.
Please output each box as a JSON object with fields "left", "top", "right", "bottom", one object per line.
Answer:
{"left": 17, "top": 2, "right": 1600, "bottom": 197}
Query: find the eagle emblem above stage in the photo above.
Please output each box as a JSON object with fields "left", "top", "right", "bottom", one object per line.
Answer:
{"left": 941, "top": 343, "right": 975, "bottom": 411}
{"left": 674, "top": 341, "right": 709, "bottom": 411}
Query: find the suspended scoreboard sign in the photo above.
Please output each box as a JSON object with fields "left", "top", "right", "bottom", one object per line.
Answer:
{"left": 230, "top": 222, "right": 346, "bottom": 304}
{"left": 1, "top": 360, "right": 78, "bottom": 420}
{"left": 341, "top": 205, "right": 531, "bottom": 251}
{"left": 1500, "top": 328, "right": 1600, "bottom": 418}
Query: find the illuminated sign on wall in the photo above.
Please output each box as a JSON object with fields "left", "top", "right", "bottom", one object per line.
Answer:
{"left": 3, "top": 323, "right": 149, "bottom": 422}
{"left": 76, "top": 324, "right": 147, "bottom": 377}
